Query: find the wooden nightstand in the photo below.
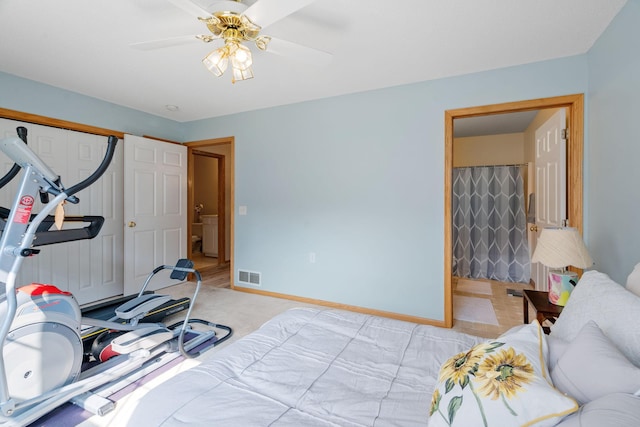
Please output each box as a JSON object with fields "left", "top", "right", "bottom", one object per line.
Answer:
{"left": 522, "top": 289, "right": 564, "bottom": 334}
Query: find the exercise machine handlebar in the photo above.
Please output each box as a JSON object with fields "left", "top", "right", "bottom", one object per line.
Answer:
{"left": 66, "top": 135, "right": 118, "bottom": 199}
{"left": 0, "top": 127, "right": 27, "bottom": 190}
{"left": 0, "top": 133, "right": 118, "bottom": 203}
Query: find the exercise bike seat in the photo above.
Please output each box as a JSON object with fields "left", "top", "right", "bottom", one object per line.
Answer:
{"left": 114, "top": 294, "right": 172, "bottom": 320}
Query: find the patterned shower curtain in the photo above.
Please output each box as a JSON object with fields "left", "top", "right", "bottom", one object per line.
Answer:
{"left": 452, "top": 165, "right": 530, "bottom": 283}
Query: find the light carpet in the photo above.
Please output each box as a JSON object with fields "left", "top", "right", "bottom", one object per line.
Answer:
{"left": 454, "top": 295, "right": 499, "bottom": 325}
{"left": 456, "top": 278, "right": 493, "bottom": 295}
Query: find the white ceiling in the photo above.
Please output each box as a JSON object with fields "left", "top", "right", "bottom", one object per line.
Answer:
{"left": 454, "top": 111, "right": 540, "bottom": 138}
{"left": 0, "top": 0, "right": 627, "bottom": 123}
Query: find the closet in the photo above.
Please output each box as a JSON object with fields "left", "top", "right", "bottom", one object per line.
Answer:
{"left": 0, "top": 118, "right": 124, "bottom": 304}
{"left": 0, "top": 119, "right": 187, "bottom": 305}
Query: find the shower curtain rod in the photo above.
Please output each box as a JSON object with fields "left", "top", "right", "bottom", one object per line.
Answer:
{"left": 454, "top": 163, "right": 529, "bottom": 169}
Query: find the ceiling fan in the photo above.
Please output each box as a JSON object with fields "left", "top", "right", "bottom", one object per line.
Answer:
{"left": 132, "top": 0, "right": 332, "bottom": 83}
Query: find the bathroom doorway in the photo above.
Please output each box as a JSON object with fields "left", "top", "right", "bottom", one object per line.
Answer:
{"left": 186, "top": 137, "right": 234, "bottom": 283}
{"left": 444, "top": 94, "right": 584, "bottom": 329}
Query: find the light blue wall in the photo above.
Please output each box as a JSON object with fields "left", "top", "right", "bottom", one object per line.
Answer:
{"left": 184, "top": 56, "right": 588, "bottom": 320}
{"left": 587, "top": 0, "right": 640, "bottom": 284}
{"left": 0, "top": 72, "right": 184, "bottom": 141}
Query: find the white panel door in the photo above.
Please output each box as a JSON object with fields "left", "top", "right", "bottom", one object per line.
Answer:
{"left": 123, "top": 134, "right": 187, "bottom": 294}
{"left": 532, "top": 109, "right": 567, "bottom": 290}
{"left": 0, "top": 119, "right": 124, "bottom": 304}
{"left": 63, "top": 131, "right": 124, "bottom": 303}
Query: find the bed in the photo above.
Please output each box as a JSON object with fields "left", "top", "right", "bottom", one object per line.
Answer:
{"left": 127, "top": 269, "right": 640, "bottom": 426}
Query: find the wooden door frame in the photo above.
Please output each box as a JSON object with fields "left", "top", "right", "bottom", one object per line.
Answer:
{"left": 186, "top": 137, "right": 234, "bottom": 271}
{"left": 443, "top": 94, "right": 584, "bottom": 328}
{"left": 0, "top": 107, "right": 125, "bottom": 139}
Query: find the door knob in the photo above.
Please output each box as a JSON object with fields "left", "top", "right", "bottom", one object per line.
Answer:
{"left": 128, "top": 221, "right": 137, "bottom": 228}
{"left": 529, "top": 225, "right": 538, "bottom": 232}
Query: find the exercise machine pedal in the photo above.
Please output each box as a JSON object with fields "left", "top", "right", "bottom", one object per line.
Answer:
{"left": 111, "top": 325, "right": 174, "bottom": 354}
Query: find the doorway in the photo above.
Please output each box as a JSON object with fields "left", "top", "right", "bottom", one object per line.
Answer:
{"left": 186, "top": 137, "right": 234, "bottom": 283}
{"left": 443, "top": 94, "right": 584, "bottom": 328}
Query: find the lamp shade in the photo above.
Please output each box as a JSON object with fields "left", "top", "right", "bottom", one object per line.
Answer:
{"left": 531, "top": 227, "right": 593, "bottom": 269}
{"left": 203, "top": 47, "right": 228, "bottom": 77}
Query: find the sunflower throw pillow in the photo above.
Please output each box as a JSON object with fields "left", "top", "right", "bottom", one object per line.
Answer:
{"left": 428, "top": 321, "right": 578, "bottom": 427}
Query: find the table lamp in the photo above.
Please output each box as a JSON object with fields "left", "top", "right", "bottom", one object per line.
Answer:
{"left": 531, "top": 227, "right": 593, "bottom": 306}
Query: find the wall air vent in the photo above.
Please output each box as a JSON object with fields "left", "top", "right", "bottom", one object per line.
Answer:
{"left": 238, "top": 269, "right": 261, "bottom": 286}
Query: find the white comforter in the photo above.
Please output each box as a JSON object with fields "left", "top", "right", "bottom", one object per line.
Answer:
{"left": 127, "top": 307, "right": 484, "bottom": 426}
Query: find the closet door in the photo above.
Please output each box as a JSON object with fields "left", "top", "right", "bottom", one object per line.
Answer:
{"left": 123, "top": 134, "right": 187, "bottom": 294}
{"left": 0, "top": 119, "right": 124, "bottom": 304}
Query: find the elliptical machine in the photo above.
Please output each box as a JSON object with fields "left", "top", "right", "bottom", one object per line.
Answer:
{"left": 0, "top": 130, "right": 231, "bottom": 426}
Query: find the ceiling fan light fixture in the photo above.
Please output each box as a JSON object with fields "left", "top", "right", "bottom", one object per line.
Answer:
{"left": 255, "top": 36, "right": 271, "bottom": 51}
{"left": 138, "top": 0, "right": 333, "bottom": 84}
{"left": 231, "top": 67, "right": 253, "bottom": 83}
{"left": 232, "top": 66, "right": 254, "bottom": 83}
{"left": 231, "top": 43, "right": 253, "bottom": 70}
{"left": 202, "top": 47, "right": 228, "bottom": 77}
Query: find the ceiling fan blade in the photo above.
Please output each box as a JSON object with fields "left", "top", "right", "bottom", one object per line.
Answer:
{"left": 264, "top": 37, "right": 331, "bottom": 67}
{"left": 130, "top": 35, "right": 203, "bottom": 51}
{"left": 167, "top": 0, "right": 212, "bottom": 18}
{"left": 243, "top": 0, "right": 316, "bottom": 29}
{"left": 206, "top": 1, "right": 247, "bottom": 14}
